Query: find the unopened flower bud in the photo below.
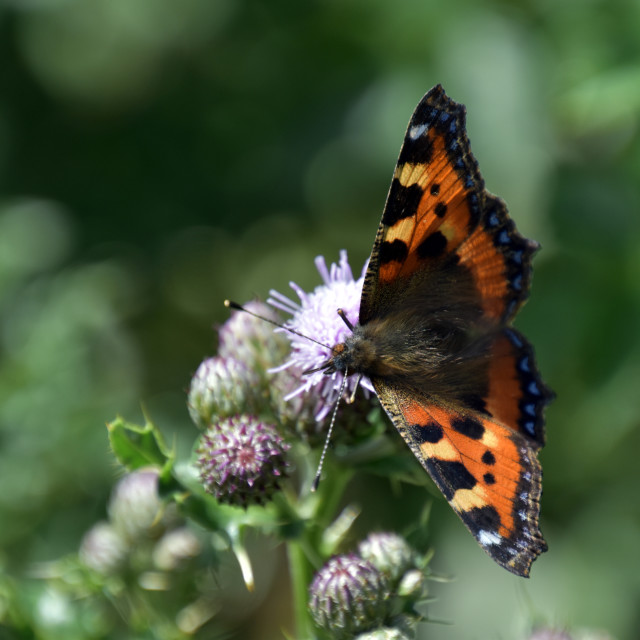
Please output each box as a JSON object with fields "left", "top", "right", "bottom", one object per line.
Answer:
{"left": 527, "top": 630, "right": 574, "bottom": 640}
{"left": 358, "top": 532, "right": 416, "bottom": 583}
{"left": 109, "top": 468, "right": 164, "bottom": 541}
{"left": 196, "top": 415, "right": 291, "bottom": 507}
{"left": 188, "top": 356, "right": 260, "bottom": 427}
{"left": 308, "top": 554, "right": 390, "bottom": 638}
{"left": 397, "top": 569, "right": 424, "bottom": 598}
{"left": 218, "top": 300, "right": 289, "bottom": 377}
{"left": 79, "top": 521, "right": 127, "bottom": 574}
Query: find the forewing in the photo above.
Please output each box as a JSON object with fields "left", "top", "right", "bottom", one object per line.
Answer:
{"left": 360, "top": 85, "right": 540, "bottom": 326}
{"left": 360, "top": 84, "right": 483, "bottom": 323}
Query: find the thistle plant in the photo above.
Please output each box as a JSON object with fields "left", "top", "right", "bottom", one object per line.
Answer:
{"left": 49, "top": 252, "right": 437, "bottom": 638}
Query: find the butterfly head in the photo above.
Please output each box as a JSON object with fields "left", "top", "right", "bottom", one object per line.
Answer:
{"left": 315, "top": 341, "right": 350, "bottom": 376}
{"left": 308, "top": 324, "right": 379, "bottom": 382}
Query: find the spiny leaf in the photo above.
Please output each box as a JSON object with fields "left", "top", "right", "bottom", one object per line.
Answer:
{"left": 107, "top": 412, "right": 173, "bottom": 471}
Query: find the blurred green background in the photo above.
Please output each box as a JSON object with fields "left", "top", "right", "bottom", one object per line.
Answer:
{"left": 1, "top": 0, "right": 639, "bottom": 638}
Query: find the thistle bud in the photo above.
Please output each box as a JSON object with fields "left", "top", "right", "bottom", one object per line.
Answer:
{"left": 358, "top": 532, "right": 416, "bottom": 583}
{"left": 218, "top": 300, "right": 289, "bottom": 377}
{"left": 527, "top": 630, "right": 574, "bottom": 640}
{"left": 79, "top": 521, "right": 127, "bottom": 574}
{"left": 196, "top": 415, "right": 291, "bottom": 507}
{"left": 308, "top": 554, "right": 390, "bottom": 638}
{"left": 187, "top": 356, "right": 260, "bottom": 428}
{"left": 108, "top": 468, "right": 165, "bottom": 542}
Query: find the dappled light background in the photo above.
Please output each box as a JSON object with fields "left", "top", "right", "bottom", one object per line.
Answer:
{"left": 1, "top": 0, "right": 639, "bottom": 638}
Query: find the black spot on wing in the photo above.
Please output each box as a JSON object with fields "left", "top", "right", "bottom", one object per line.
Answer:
{"left": 483, "top": 473, "right": 496, "bottom": 485}
{"left": 465, "top": 505, "right": 501, "bottom": 532}
{"left": 426, "top": 459, "right": 476, "bottom": 500}
{"left": 430, "top": 183, "right": 440, "bottom": 196}
{"left": 482, "top": 450, "right": 496, "bottom": 466}
{"left": 379, "top": 239, "right": 408, "bottom": 265}
{"left": 451, "top": 417, "right": 484, "bottom": 440}
{"left": 382, "top": 180, "right": 424, "bottom": 226}
{"left": 417, "top": 231, "right": 447, "bottom": 259}
{"left": 434, "top": 202, "right": 447, "bottom": 218}
{"left": 408, "top": 85, "right": 484, "bottom": 216}
{"left": 406, "top": 422, "right": 444, "bottom": 444}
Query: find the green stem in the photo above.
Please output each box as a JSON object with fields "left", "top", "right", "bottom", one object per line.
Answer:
{"left": 284, "top": 445, "right": 357, "bottom": 638}
{"left": 287, "top": 539, "right": 314, "bottom": 640}
{"left": 313, "top": 457, "right": 355, "bottom": 528}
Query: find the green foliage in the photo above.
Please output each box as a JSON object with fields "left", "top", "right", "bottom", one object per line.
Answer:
{"left": 1, "top": 0, "right": 639, "bottom": 638}
{"left": 108, "top": 414, "right": 173, "bottom": 472}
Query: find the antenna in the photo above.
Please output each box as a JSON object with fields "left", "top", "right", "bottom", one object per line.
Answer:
{"left": 311, "top": 367, "right": 349, "bottom": 492}
{"left": 224, "top": 300, "right": 331, "bottom": 350}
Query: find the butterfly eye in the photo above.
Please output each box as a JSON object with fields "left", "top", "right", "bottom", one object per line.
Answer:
{"left": 332, "top": 343, "right": 346, "bottom": 356}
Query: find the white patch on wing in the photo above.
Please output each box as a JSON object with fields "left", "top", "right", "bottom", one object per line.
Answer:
{"left": 408, "top": 123, "right": 428, "bottom": 139}
{"left": 478, "top": 530, "right": 502, "bottom": 546}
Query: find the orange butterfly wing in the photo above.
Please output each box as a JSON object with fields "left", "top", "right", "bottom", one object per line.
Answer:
{"left": 361, "top": 85, "right": 537, "bottom": 327}
{"left": 484, "top": 328, "right": 553, "bottom": 446}
{"left": 358, "top": 85, "right": 553, "bottom": 575}
{"left": 373, "top": 382, "right": 546, "bottom": 576}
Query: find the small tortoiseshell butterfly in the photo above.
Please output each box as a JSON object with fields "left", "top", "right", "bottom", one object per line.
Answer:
{"left": 319, "top": 85, "right": 554, "bottom": 576}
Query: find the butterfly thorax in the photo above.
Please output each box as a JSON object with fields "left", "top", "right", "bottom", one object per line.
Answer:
{"left": 327, "top": 313, "right": 494, "bottom": 403}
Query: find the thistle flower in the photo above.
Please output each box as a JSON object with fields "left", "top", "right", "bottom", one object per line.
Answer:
{"left": 268, "top": 250, "right": 374, "bottom": 421}
{"left": 187, "top": 356, "right": 261, "bottom": 427}
{"left": 196, "top": 415, "right": 291, "bottom": 507}
{"left": 308, "top": 553, "right": 390, "bottom": 638}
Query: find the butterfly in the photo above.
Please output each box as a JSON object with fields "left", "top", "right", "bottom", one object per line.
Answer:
{"left": 317, "top": 85, "right": 554, "bottom": 577}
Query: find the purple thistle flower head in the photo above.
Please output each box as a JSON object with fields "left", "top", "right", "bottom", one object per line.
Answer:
{"left": 196, "top": 415, "right": 291, "bottom": 507}
{"left": 268, "top": 250, "right": 373, "bottom": 421}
